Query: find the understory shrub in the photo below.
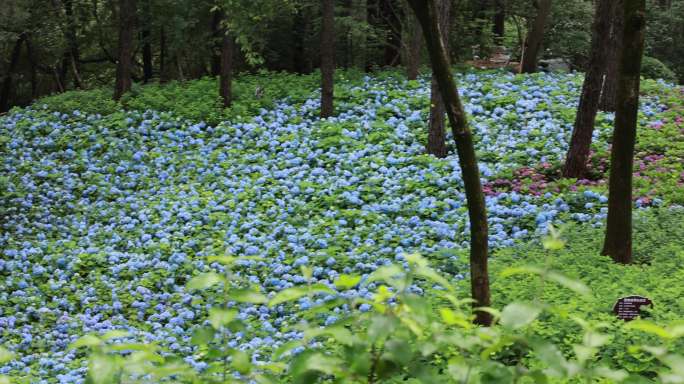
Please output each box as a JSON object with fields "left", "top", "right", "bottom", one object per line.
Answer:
{"left": 641, "top": 57, "right": 678, "bottom": 83}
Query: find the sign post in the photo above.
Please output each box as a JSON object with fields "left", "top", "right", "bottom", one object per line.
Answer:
{"left": 613, "top": 295, "right": 653, "bottom": 321}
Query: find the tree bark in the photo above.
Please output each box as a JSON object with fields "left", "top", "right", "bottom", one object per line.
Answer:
{"left": 382, "top": 0, "right": 402, "bottom": 66}
{"left": 141, "top": 0, "right": 153, "bottom": 83}
{"left": 599, "top": 0, "right": 624, "bottom": 112}
{"left": 114, "top": 0, "right": 136, "bottom": 100}
{"left": 219, "top": 15, "right": 234, "bottom": 108}
{"left": 407, "top": 0, "right": 492, "bottom": 326}
{"left": 320, "top": 0, "right": 335, "bottom": 118}
{"left": 405, "top": 8, "right": 422, "bottom": 80}
{"left": 520, "top": 0, "right": 552, "bottom": 73}
{"left": 426, "top": 0, "right": 450, "bottom": 158}
{"left": 602, "top": 0, "right": 646, "bottom": 265}
{"left": 0, "top": 33, "right": 26, "bottom": 113}
{"left": 493, "top": 0, "right": 505, "bottom": 40}
{"left": 351, "top": 0, "right": 368, "bottom": 70}
{"left": 562, "top": 0, "right": 615, "bottom": 179}
{"left": 64, "top": 0, "right": 83, "bottom": 88}
{"left": 159, "top": 26, "right": 168, "bottom": 83}
{"left": 211, "top": 10, "right": 222, "bottom": 77}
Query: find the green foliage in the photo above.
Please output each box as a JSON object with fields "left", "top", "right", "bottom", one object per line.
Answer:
{"left": 641, "top": 57, "right": 678, "bottom": 82}
{"left": 59, "top": 218, "right": 684, "bottom": 383}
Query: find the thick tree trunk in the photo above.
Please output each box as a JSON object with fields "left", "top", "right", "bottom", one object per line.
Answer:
{"left": 141, "top": 0, "right": 153, "bottom": 83}
{"left": 426, "top": 0, "right": 450, "bottom": 158}
{"left": 520, "top": 0, "right": 552, "bottom": 73}
{"left": 114, "top": 0, "right": 136, "bottom": 100}
{"left": 562, "top": 0, "right": 615, "bottom": 179}
{"left": 0, "top": 33, "right": 26, "bottom": 113}
{"left": 219, "top": 16, "right": 234, "bottom": 108}
{"left": 320, "top": 0, "right": 335, "bottom": 118}
{"left": 26, "top": 38, "right": 38, "bottom": 99}
{"left": 407, "top": 0, "right": 492, "bottom": 326}
{"left": 602, "top": 0, "right": 646, "bottom": 265}
{"left": 405, "top": 9, "right": 422, "bottom": 80}
{"left": 599, "top": 0, "right": 624, "bottom": 112}
{"left": 211, "top": 10, "right": 222, "bottom": 77}
{"left": 493, "top": 0, "right": 505, "bottom": 39}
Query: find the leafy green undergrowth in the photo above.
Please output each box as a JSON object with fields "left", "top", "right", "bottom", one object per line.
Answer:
{"left": 33, "top": 69, "right": 366, "bottom": 125}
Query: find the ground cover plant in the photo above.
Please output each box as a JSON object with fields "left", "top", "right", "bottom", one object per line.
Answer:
{"left": 1, "top": 69, "right": 684, "bottom": 383}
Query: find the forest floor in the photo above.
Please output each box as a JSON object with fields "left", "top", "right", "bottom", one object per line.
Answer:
{"left": 1, "top": 69, "right": 683, "bottom": 381}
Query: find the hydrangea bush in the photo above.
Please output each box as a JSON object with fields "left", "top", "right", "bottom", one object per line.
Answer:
{"left": 0, "top": 69, "right": 683, "bottom": 382}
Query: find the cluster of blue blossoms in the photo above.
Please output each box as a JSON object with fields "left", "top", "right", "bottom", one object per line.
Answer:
{"left": 0, "top": 71, "right": 671, "bottom": 381}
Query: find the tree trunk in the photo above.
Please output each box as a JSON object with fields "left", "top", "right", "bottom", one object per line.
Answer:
{"left": 211, "top": 10, "right": 222, "bottom": 77}
{"left": 26, "top": 37, "right": 38, "bottom": 99}
{"left": 405, "top": 9, "right": 422, "bottom": 80}
{"left": 141, "top": 0, "right": 153, "bottom": 83}
{"left": 599, "top": 0, "right": 624, "bottom": 112}
{"left": 64, "top": 0, "right": 82, "bottom": 88}
{"left": 602, "top": 0, "right": 646, "bottom": 265}
{"left": 493, "top": 0, "right": 505, "bottom": 40}
{"left": 159, "top": 26, "right": 168, "bottom": 83}
{"left": 219, "top": 16, "right": 234, "bottom": 108}
{"left": 382, "top": 0, "right": 402, "bottom": 66}
{"left": 320, "top": 0, "right": 335, "bottom": 118}
{"left": 351, "top": 0, "right": 368, "bottom": 70}
{"left": 520, "top": 0, "right": 552, "bottom": 73}
{"left": 0, "top": 33, "right": 26, "bottom": 113}
{"left": 562, "top": 0, "right": 615, "bottom": 179}
{"left": 114, "top": 0, "right": 136, "bottom": 100}
{"left": 407, "top": 0, "right": 492, "bottom": 326}
{"left": 426, "top": 0, "right": 450, "bottom": 158}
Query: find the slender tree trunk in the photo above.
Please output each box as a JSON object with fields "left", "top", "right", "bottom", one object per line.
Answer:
{"left": 426, "top": 0, "right": 450, "bottom": 158}
{"left": 64, "top": 0, "right": 82, "bottom": 88}
{"left": 382, "top": 0, "right": 402, "bottom": 66}
{"left": 407, "top": 0, "right": 492, "bottom": 326}
{"left": 405, "top": 8, "right": 423, "bottom": 80}
{"left": 351, "top": 0, "right": 368, "bottom": 70}
{"left": 25, "top": 37, "right": 38, "bottom": 99}
{"left": 320, "top": 0, "right": 335, "bottom": 117}
{"left": 141, "top": 0, "right": 153, "bottom": 83}
{"left": 211, "top": 10, "right": 222, "bottom": 77}
{"left": 493, "top": 0, "right": 505, "bottom": 40}
{"left": 114, "top": 0, "right": 136, "bottom": 100}
{"left": 562, "top": 0, "right": 615, "bottom": 179}
{"left": 0, "top": 33, "right": 26, "bottom": 113}
{"left": 159, "top": 26, "right": 168, "bottom": 83}
{"left": 599, "top": 0, "right": 624, "bottom": 112}
{"left": 602, "top": 0, "right": 646, "bottom": 264}
{"left": 520, "top": 0, "right": 552, "bottom": 73}
{"left": 219, "top": 15, "right": 234, "bottom": 108}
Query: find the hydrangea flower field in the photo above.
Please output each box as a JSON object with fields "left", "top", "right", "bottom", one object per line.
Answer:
{"left": 1, "top": 71, "right": 683, "bottom": 382}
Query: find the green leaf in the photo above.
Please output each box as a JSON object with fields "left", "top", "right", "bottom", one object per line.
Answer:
{"left": 546, "top": 271, "right": 591, "bottom": 296}
{"left": 231, "top": 350, "right": 252, "bottom": 375}
{"left": 209, "top": 308, "right": 238, "bottom": 329}
{"left": 88, "top": 353, "right": 120, "bottom": 383}
{"left": 0, "top": 347, "right": 14, "bottom": 364}
{"left": 0, "top": 375, "right": 9, "bottom": 384}
{"left": 366, "top": 265, "right": 404, "bottom": 284}
{"left": 229, "top": 288, "right": 268, "bottom": 304}
{"left": 69, "top": 334, "right": 102, "bottom": 350}
{"left": 334, "top": 274, "right": 362, "bottom": 290}
{"left": 625, "top": 320, "right": 672, "bottom": 339}
{"left": 100, "top": 330, "right": 130, "bottom": 341}
{"left": 500, "top": 302, "right": 541, "bottom": 330}
{"left": 191, "top": 326, "right": 216, "bottom": 346}
{"left": 304, "top": 325, "right": 353, "bottom": 346}
{"left": 186, "top": 272, "right": 225, "bottom": 290}
{"left": 269, "top": 284, "right": 334, "bottom": 307}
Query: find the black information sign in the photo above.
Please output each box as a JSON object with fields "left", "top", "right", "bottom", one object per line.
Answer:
{"left": 612, "top": 295, "right": 653, "bottom": 321}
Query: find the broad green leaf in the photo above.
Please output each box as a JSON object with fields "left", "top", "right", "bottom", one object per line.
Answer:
{"left": 415, "top": 266, "right": 454, "bottom": 292}
{"left": 209, "top": 308, "right": 238, "bottom": 329}
{"left": 594, "top": 366, "right": 628, "bottom": 381}
{"left": 231, "top": 350, "right": 252, "bottom": 375}
{"left": 546, "top": 271, "right": 591, "bottom": 296}
{"left": 101, "top": 330, "right": 130, "bottom": 341}
{"left": 191, "top": 326, "right": 216, "bottom": 346}
{"left": 229, "top": 288, "right": 268, "bottom": 304}
{"left": 366, "top": 265, "right": 404, "bottom": 284}
{"left": 334, "top": 274, "right": 361, "bottom": 290}
{"left": 186, "top": 272, "right": 225, "bottom": 290}
{"left": 625, "top": 320, "right": 672, "bottom": 339}
{"left": 88, "top": 353, "right": 119, "bottom": 383}
{"left": 272, "top": 340, "right": 303, "bottom": 360}
{"left": 304, "top": 325, "right": 353, "bottom": 346}
{"left": 69, "top": 334, "right": 102, "bottom": 350}
{"left": 500, "top": 302, "right": 541, "bottom": 330}
{"left": 0, "top": 347, "right": 13, "bottom": 364}
{"left": 0, "top": 375, "right": 9, "bottom": 384}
